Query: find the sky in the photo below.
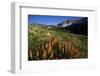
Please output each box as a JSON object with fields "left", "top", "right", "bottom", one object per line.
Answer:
{"left": 28, "top": 15, "right": 83, "bottom": 25}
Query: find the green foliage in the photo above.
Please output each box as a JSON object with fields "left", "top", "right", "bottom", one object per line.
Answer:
{"left": 28, "top": 24, "right": 88, "bottom": 60}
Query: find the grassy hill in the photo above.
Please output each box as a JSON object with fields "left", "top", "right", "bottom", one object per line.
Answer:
{"left": 28, "top": 24, "right": 88, "bottom": 60}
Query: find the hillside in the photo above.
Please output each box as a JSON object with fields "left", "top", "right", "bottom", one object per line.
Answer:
{"left": 57, "top": 17, "right": 88, "bottom": 36}
{"left": 28, "top": 24, "right": 88, "bottom": 60}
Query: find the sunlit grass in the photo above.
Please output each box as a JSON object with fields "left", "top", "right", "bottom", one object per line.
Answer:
{"left": 28, "top": 24, "right": 88, "bottom": 60}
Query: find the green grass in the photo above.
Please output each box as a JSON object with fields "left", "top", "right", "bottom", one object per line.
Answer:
{"left": 28, "top": 24, "right": 88, "bottom": 60}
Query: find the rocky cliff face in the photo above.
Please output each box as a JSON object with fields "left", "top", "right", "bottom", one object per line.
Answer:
{"left": 57, "top": 17, "right": 88, "bottom": 36}
{"left": 58, "top": 20, "right": 73, "bottom": 27}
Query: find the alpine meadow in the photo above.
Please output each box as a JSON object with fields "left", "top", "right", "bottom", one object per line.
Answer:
{"left": 28, "top": 15, "right": 88, "bottom": 61}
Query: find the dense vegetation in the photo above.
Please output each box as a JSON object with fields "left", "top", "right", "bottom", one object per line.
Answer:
{"left": 28, "top": 24, "right": 88, "bottom": 60}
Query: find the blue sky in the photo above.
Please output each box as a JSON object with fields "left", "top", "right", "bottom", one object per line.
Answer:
{"left": 28, "top": 15, "right": 82, "bottom": 25}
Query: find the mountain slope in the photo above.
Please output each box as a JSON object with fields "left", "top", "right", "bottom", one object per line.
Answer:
{"left": 57, "top": 17, "right": 88, "bottom": 36}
